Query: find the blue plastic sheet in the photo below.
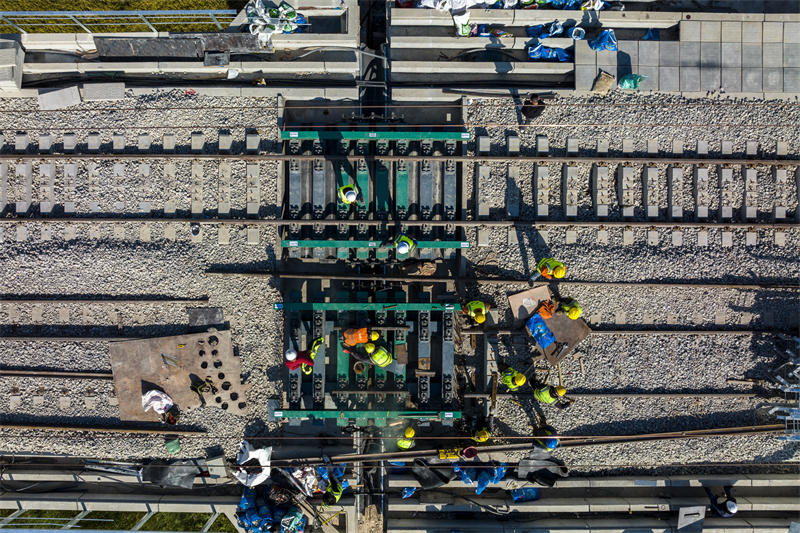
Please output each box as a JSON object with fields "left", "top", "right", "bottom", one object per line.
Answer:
{"left": 455, "top": 462, "right": 507, "bottom": 495}
{"left": 525, "top": 313, "right": 556, "bottom": 349}
{"left": 588, "top": 29, "right": 617, "bottom": 51}
{"left": 239, "top": 488, "right": 257, "bottom": 510}
{"left": 527, "top": 44, "right": 571, "bottom": 62}
{"left": 511, "top": 487, "right": 540, "bottom": 502}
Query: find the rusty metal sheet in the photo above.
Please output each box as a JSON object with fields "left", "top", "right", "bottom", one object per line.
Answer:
{"left": 109, "top": 330, "right": 248, "bottom": 422}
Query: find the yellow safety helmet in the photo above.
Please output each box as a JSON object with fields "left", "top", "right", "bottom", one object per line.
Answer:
{"left": 555, "top": 386, "right": 567, "bottom": 397}
{"left": 369, "top": 331, "right": 380, "bottom": 341}
{"left": 553, "top": 265, "right": 566, "bottom": 278}
{"left": 567, "top": 307, "right": 582, "bottom": 320}
{"left": 474, "top": 311, "right": 486, "bottom": 324}
{"left": 365, "top": 343, "right": 376, "bottom": 354}
{"left": 404, "top": 427, "right": 416, "bottom": 439}
{"left": 475, "top": 428, "right": 490, "bottom": 442}
{"left": 514, "top": 374, "right": 527, "bottom": 387}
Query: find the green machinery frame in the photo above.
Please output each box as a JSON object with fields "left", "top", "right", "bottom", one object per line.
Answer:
{"left": 281, "top": 239, "right": 470, "bottom": 249}
{"left": 281, "top": 130, "right": 472, "bottom": 141}
{"left": 272, "top": 409, "right": 462, "bottom": 421}
{"left": 275, "top": 302, "right": 461, "bottom": 311}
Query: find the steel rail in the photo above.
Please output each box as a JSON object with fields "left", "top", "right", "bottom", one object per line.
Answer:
{"left": 0, "top": 423, "right": 205, "bottom": 435}
{"left": 0, "top": 297, "right": 209, "bottom": 304}
{"left": 0, "top": 369, "right": 113, "bottom": 379}
{"left": 1, "top": 216, "right": 797, "bottom": 231}
{"left": 462, "top": 391, "right": 765, "bottom": 400}
{"left": 460, "top": 329, "right": 783, "bottom": 336}
{"left": 246, "top": 272, "right": 800, "bottom": 290}
{"left": 276, "top": 424, "right": 785, "bottom": 466}
{"left": 0, "top": 336, "right": 136, "bottom": 342}
{"left": 0, "top": 153, "right": 797, "bottom": 165}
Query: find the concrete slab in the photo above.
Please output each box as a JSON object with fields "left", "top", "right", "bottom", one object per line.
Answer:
{"left": 246, "top": 133, "right": 260, "bottom": 152}
{"left": 775, "top": 232, "right": 786, "bottom": 246}
{"left": 701, "top": 68, "right": 721, "bottom": 91}
{"left": 672, "top": 140, "right": 683, "bottom": 154}
{"left": 575, "top": 65, "right": 597, "bottom": 91}
{"left": 700, "top": 42, "right": 720, "bottom": 68}
{"left": 697, "top": 231, "right": 708, "bottom": 246}
{"left": 721, "top": 68, "right": 742, "bottom": 92}
{"left": 742, "top": 21, "right": 762, "bottom": 42}
{"left": 618, "top": 40, "right": 638, "bottom": 67}
{"left": 634, "top": 65, "right": 656, "bottom": 90}
{"left": 83, "top": 82, "right": 125, "bottom": 101}
{"left": 597, "top": 139, "right": 609, "bottom": 154}
{"left": 575, "top": 39, "right": 596, "bottom": 65}
{"left": 745, "top": 232, "right": 758, "bottom": 246}
{"left": 659, "top": 41, "right": 679, "bottom": 67}
{"left": 477, "top": 136, "right": 490, "bottom": 154}
{"left": 536, "top": 135, "right": 549, "bottom": 154}
{"left": 696, "top": 140, "right": 708, "bottom": 154}
{"left": 247, "top": 228, "right": 260, "bottom": 245}
{"left": 566, "top": 137, "right": 579, "bottom": 154}
{"left": 623, "top": 230, "right": 634, "bottom": 245}
{"left": 63, "top": 133, "right": 76, "bottom": 152}
{"left": 785, "top": 68, "right": 800, "bottom": 91}
{"left": 163, "top": 133, "right": 176, "bottom": 151}
{"left": 746, "top": 141, "right": 759, "bottom": 155}
{"left": 721, "top": 140, "right": 733, "bottom": 155}
{"left": 742, "top": 68, "right": 763, "bottom": 92}
{"left": 680, "top": 66, "right": 701, "bottom": 91}
{"left": 506, "top": 135, "right": 520, "bottom": 155}
{"left": 39, "top": 133, "right": 51, "bottom": 153}
{"left": 721, "top": 21, "right": 742, "bottom": 42}
{"left": 638, "top": 41, "right": 658, "bottom": 67}
{"left": 776, "top": 140, "right": 789, "bottom": 156}
{"left": 38, "top": 86, "right": 81, "bottom": 110}
{"left": 722, "top": 42, "right": 741, "bottom": 68}
{"left": 622, "top": 138, "right": 635, "bottom": 153}
{"left": 680, "top": 20, "right": 701, "bottom": 42}
{"left": 764, "top": 68, "right": 783, "bottom": 91}
{"left": 785, "top": 22, "right": 800, "bottom": 43}
{"left": 597, "top": 50, "right": 617, "bottom": 67}
{"left": 659, "top": 66, "right": 680, "bottom": 91}
{"left": 784, "top": 44, "right": 800, "bottom": 67}
{"left": 218, "top": 131, "right": 232, "bottom": 152}
{"left": 763, "top": 43, "right": 783, "bottom": 68}
{"left": 763, "top": 21, "right": 783, "bottom": 43}
{"left": 647, "top": 230, "right": 659, "bottom": 245}
{"left": 700, "top": 21, "right": 721, "bottom": 42}
{"left": 680, "top": 42, "right": 700, "bottom": 67}
{"left": 566, "top": 229, "right": 577, "bottom": 244}
{"left": 722, "top": 231, "right": 733, "bottom": 247}
{"left": 742, "top": 43, "right": 762, "bottom": 68}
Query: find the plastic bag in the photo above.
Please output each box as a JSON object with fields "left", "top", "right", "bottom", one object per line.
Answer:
{"left": 643, "top": 28, "right": 660, "bottom": 40}
{"left": 290, "top": 466, "right": 319, "bottom": 496}
{"left": 588, "top": 29, "right": 617, "bottom": 51}
{"left": 280, "top": 507, "right": 306, "bottom": 533}
{"left": 453, "top": 11, "right": 471, "bottom": 36}
{"left": 619, "top": 74, "right": 647, "bottom": 90}
{"left": 570, "top": 26, "right": 585, "bottom": 39}
{"left": 511, "top": 487, "right": 540, "bottom": 502}
{"left": 546, "top": 19, "right": 564, "bottom": 37}
{"left": 452, "top": 463, "right": 476, "bottom": 485}
{"left": 402, "top": 487, "right": 417, "bottom": 498}
{"left": 233, "top": 440, "right": 273, "bottom": 487}
{"left": 527, "top": 44, "right": 571, "bottom": 62}
{"left": 141, "top": 390, "right": 173, "bottom": 414}
{"left": 239, "top": 487, "right": 257, "bottom": 511}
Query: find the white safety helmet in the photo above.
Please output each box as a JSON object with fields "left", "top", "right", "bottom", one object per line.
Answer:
{"left": 725, "top": 501, "right": 738, "bottom": 514}
{"left": 397, "top": 241, "right": 410, "bottom": 254}
{"left": 285, "top": 349, "right": 297, "bottom": 361}
{"left": 345, "top": 190, "right": 357, "bottom": 203}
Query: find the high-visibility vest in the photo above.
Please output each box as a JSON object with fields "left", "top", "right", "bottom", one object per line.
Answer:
{"left": 397, "top": 437, "right": 415, "bottom": 450}
{"left": 326, "top": 480, "right": 343, "bottom": 503}
{"left": 343, "top": 328, "right": 368, "bottom": 347}
{"left": 537, "top": 257, "right": 564, "bottom": 278}
{"left": 466, "top": 300, "right": 487, "bottom": 318}
{"left": 534, "top": 386, "right": 558, "bottom": 404}
{"left": 370, "top": 346, "right": 392, "bottom": 368}
{"left": 559, "top": 299, "right": 582, "bottom": 317}
{"left": 501, "top": 368, "right": 522, "bottom": 391}
{"left": 338, "top": 184, "right": 357, "bottom": 204}
{"left": 394, "top": 234, "right": 417, "bottom": 254}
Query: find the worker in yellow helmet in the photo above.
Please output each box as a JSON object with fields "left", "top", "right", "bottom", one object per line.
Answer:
{"left": 338, "top": 183, "right": 359, "bottom": 205}
{"left": 557, "top": 298, "right": 582, "bottom": 320}
{"left": 397, "top": 426, "right": 416, "bottom": 450}
{"left": 501, "top": 367, "right": 526, "bottom": 391}
{"left": 472, "top": 427, "right": 491, "bottom": 443}
{"left": 363, "top": 342, "right": 393, "bottom": 368}
{"left": 533, "top": 384, "right": 573, "bottom": 409}
{"left": 463, "top": 300, "right": 489, "bottom": 325}
{"left": 532, "top": 257, "right": 566, "bottom": 282}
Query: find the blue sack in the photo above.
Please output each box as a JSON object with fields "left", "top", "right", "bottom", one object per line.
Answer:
{"left": 643, "top": 28, "right": 660, "bottom": 40}
{"left": 476, "top": 470, "right": 492, "bottom": 495}
{"left": 588, "top": 29, "right": 617, "bottom": 51}
{"left": 511, "top": 487, "right": 540, "bottom": 502}
{"left": 239, "top": 488, "right": 257, "bottom": 511}
{"left": 453, "top": 464, "right": 476, "bottom": 485}
{"left": 526, "top": 24, "right": 545, "bottom": 39}
{"left": 527, "top": 44, "right": 571, "bottom": 62}
{"left": 491, "top": 464, "right": 507, "bottom": 483}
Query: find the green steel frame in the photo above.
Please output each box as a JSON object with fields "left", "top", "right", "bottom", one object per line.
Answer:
{"left": 281, "top": 131, "right": 471, "bottom": 141}
{"left": 282, "top": 239, "right": 470, "bottom": 249}
{"left": 275, "top": 302, "right": 461, "bottom": 311}
{"left": 272, "top": 409, "right": 462, "bottom": 420}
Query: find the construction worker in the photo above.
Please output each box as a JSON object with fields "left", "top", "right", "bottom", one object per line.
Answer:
{"left": 501, "top": 367, "right": 526, "bottom": 391}
{"left": 397, "top": 426, "right": 416, "bottom": 450}
{"left": 342, "top": 327, "right": 380, "bottom": 348}
{"left": 322, "top": 477, "right": 344, "bottom": 507}
{"left": 338, "top": 184, "right": 358, "bottom": 205}
{"left": 301, "top": 336, "right": 325, "bottom": 375}
{"left": 284, "top": 348, "right": 315, "bottom": 371}
{"left": 534, "top": 425, "right": 559, "bottom": 452}
{"left": 463, "top": 300, "right": 489, "bottom": 325}
{"left": 394, "top": 232, "right": 417, "bottom": 255}
{"left": 534, "top": 257, "right": 566, "bottom": 281}
{"left": 364, "top": 342, "right": 393, "bottom": 368}
{"left": 472, "top": 427, "right": 491, "bottom": 443}
{"left": 533, "top": 384, "right": 571, "bottom": 408}
{"left": 557, "top": 298, "right": 582, "bottom": 320}
{"left": 704, "top": 486, "right": 738, "bottom": 518}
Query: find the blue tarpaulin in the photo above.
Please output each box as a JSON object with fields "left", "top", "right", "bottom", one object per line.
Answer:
{"left": 526, "top": 313, "right": 556, "bottom": 349}
{"left": 588, "top": 29, "right": 617, "bottom": 51}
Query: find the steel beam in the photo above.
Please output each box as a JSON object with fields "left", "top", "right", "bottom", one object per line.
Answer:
{"left": 281, "top": 239, "right": 470, "bottom": 249}
{"left": 271, "top": 409, "right": 461, "bottom": 420}
{"left": 275, "top": 302, "right": 461, "bottom": 311}
{"left": 282, "top": 131, "right": 470, "bottom": 141}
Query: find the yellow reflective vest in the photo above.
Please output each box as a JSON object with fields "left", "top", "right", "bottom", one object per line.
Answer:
{"left": 370, "top": 346, "right": 392, "bottom": 368}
